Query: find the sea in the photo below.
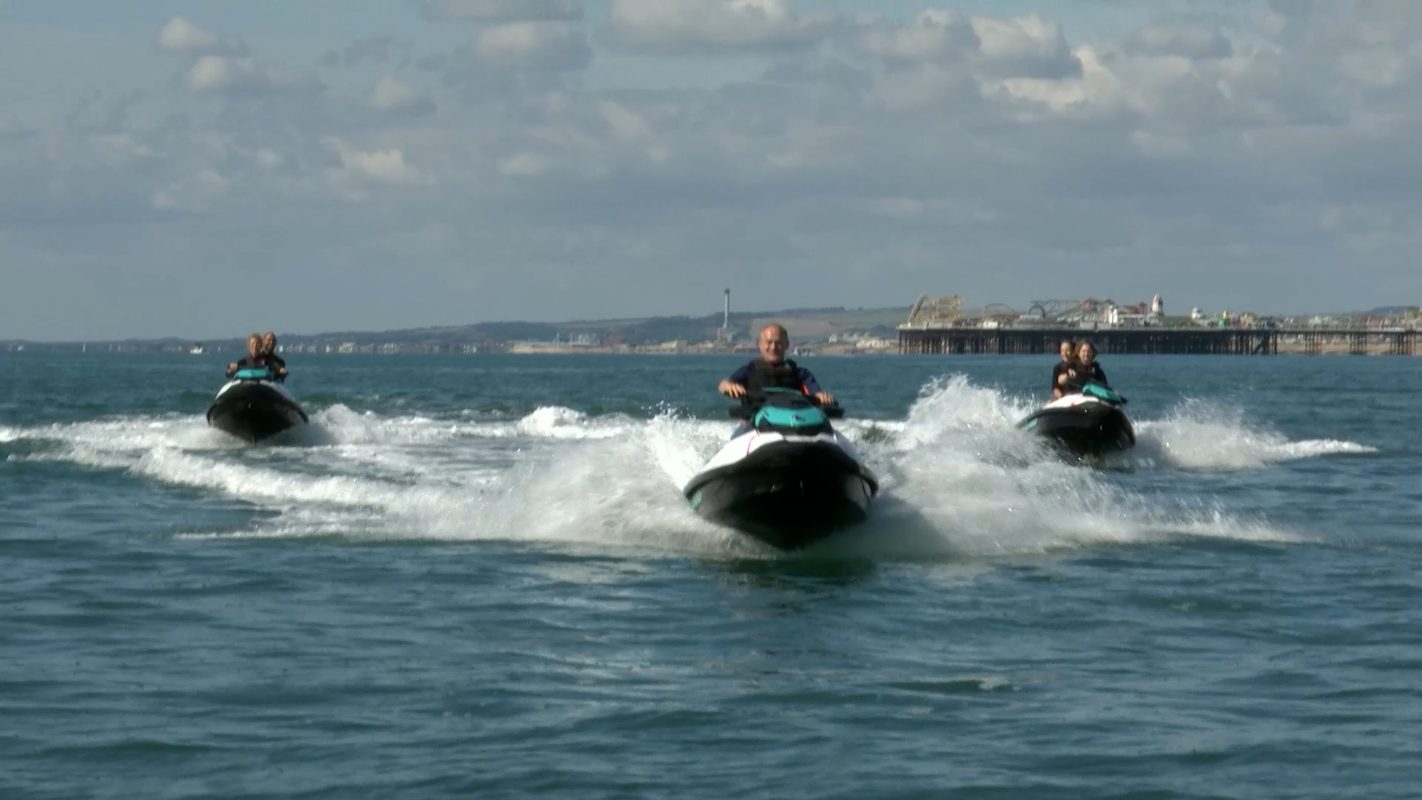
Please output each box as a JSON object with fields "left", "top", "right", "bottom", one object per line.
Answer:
{"left": 2, "top": 351, "right": 1419, "bottom": 799}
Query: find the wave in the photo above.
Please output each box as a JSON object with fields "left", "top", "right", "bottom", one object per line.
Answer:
{"left": 9, "top": 384, "right": 1361, "bottom": 557}
{"left": 1128, "top": 398, "right": 1377, "bottom": 470}
{"left": 813, "top": 376, "right": 1305, "bottom": 559}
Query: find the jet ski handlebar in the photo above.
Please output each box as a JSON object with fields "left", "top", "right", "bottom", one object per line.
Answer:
{"left": 727, "top": 394, "right": 845, "bottom": 419}
{"left": 725, "top": 406, "right": 845, "bottom": 419}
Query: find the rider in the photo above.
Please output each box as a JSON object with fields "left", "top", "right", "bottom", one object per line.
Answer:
{"left": 226, "top": 332, "right": 276, "bottom": 379}
{"left": 718, "top": 323, "right": 835, "bottom": 407}
{"left": 1060, "top": 339, "right": 1109, "bottom": 394}
{"left": 1051, "top": 338, "right": 1076, "bottom": 400}
{"left": 260, "top": 331, "right": 288, "bottom": 382}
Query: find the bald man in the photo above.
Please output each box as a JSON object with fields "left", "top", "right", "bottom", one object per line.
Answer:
{"left": 718, "top": 323, "right": 835, "bottom": 407}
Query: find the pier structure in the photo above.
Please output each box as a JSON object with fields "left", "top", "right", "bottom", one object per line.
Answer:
{"left": 1283, "top": 328, "right": 1418, "bottom": 356}
{"left": 898, "top": 327, "right": 1417, "bottom": 356}
{"left": 896, "top": 293, "right": 1418, "bottom": 356}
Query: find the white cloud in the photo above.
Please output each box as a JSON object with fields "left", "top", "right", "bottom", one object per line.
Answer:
{"left": 475, "top": 21, "right": 591, "bottom": 70}
{"left": 989, "top": 40, "right": 1260, "bottom": 127}
{"left": 499, "top": 152, "right": 549, "bottom": 176}
{"left": 92, "top": 133, "right": 156, "bottom": 165}
{"left": 1128, "top": 22, "right": 1233, "bottom": 60}
{"left": 988, "top": 44, "right": 1119, "bottom": 113}
{"left": 971, "top": 14, "right": 1080, "bottom": 79}
{"left": 151, "top": 169, "right": 231, "bottom": 213}
{"left": 859, "top": 10, "right": 978, "bottom": 63}
{"left": 1338, "top": 46, "right": 1407, "bottom": 88}
{"left": 323, "top": 137, "right": 423, "bottom": 186}
{"left": 599, "top": 101, "right": 670, "bottom": 162}
{"left": 422, "top": 0, "right": 581, "bottom": 21}
{"left": 158, "top": 17, "right": 218, "bottom": 53}
{"left": 611, "top": 0, "right": 837, "bottom": 51}
{"left": 1130, "top": 130, "right": 1192, "bottom": 159}
{"left": 185, "top": 55, "right": 318, "bottom": 95}
{"left": 868, "top": 62, "right": 979, "bottom": 112}
{"left": 865, "top": 196, "right": 926, "bottom": 219}
{"left": 157, "top": 17, "right": 244, "bottom": 56}
{"left": 370, "top": 76, "right": 436, "bottom": 115}
{"left": 599, "top": 101, "right": 649, "bottom": 143}
{"left": 322, "top": 36, "right": 400, "bottom": 68}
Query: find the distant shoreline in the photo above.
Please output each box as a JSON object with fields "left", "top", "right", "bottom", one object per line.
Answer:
{"left": 4, "top": 343, "right": 1418, "bottom": 357}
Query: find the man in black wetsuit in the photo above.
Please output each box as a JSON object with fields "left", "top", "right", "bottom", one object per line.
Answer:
{"left": 260, "top": 331, "right": 289, "bottom": 382}
{"left": 718, "top": 323, "right": 835, "bottom": 406}
{"left": 1051, "top": 338, "right": 1076, "bottom": 400}
{"left": 226, "top": 333, "right": 276, "bottom": 379}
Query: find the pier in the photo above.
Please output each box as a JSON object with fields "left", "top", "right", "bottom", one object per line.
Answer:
{"left": 897, "top": 327, "right": 1418, "bottom": 356}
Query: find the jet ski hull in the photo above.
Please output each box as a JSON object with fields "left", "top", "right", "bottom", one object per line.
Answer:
{"left": 1019, "top": 400, "right": 1134, "bottom": 457}
{"left": 684, "top": 438, "right": 878, "bottom": 550}
{"left": 206, "top": 381, "right": 308, "bottom": 442}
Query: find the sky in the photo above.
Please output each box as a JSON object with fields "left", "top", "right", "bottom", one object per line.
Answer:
{"left": 2, "top": 0, "right": 1419, "bottom": 340}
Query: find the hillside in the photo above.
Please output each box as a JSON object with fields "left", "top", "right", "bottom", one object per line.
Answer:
{"left": 4, "top": 307, "right": 912, "bottom": 353}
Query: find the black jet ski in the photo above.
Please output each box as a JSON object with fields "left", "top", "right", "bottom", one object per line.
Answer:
{"left": 206, "top": 367, "right": 308, "bottom": 443}
{"left": 1017, "top": 382, "right": 1134, "bottom": 457}
{"left": 683, "top": 388, "right": 879, "bottom": 549}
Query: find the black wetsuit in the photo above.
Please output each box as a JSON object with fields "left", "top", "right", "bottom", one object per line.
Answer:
{"left": 725, "top": 359, "right": 826, "bottom": 437}
{"left": 264, "top": 352, "right": 287, "bottom": 381}
{"left": 1062, "top": 362, "right": 1109, "bottom": 393}
{"left": 1051, "top": 359, "right": 1074, "bottom": 395}
{"left": 726, "top": 358, "right": 824, "bottom": 397}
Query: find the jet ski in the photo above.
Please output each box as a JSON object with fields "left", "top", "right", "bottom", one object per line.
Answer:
{"left": 683, "top": 388, "right": 879, "bottom": 549}
{"left": 206, "top": 367, "right": 308, "bottom": 443}
{"left": 1017, "top": 382, "right": 1134, "bottom": 457}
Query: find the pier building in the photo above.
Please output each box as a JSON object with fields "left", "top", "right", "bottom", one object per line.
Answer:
{"left": 898, "top": 295, "right": 1418, "bottom": 355}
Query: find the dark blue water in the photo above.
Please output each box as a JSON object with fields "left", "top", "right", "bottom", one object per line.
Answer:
{"left": 3, "top": 352, "right": 1419, "bottom": 799}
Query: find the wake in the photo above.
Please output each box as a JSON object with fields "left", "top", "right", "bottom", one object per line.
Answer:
{"left": 4, "top": 377, "right": 1369, "bottom": 557}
